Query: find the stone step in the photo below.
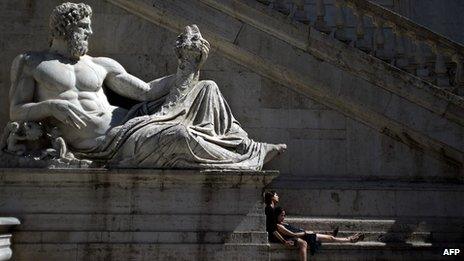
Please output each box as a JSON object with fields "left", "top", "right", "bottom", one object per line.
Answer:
{"left": 14, "top": 228, "right": 459, "bottom": 245}
{"left": 286, "top": 217, "right": 464, "bottom": 233}
{"left": 269, "top": 242, "right": 464, "bottom": 261}
{"left": 313, "top": 231, "right": 433, "bottom": 243}
{"left": 309, "top": 230, "right": 462, "bottom": 243}
{"left": 285, "top": 217, "right": 464, "bottom": 243}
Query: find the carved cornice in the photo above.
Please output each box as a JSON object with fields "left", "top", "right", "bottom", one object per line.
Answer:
{"left": 0, "top": 168, "right": 279, "bottom": 188}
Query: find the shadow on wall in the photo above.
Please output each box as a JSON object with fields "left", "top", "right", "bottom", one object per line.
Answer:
{"left": 381, "top": 217, "right": 464, "bottom": 256}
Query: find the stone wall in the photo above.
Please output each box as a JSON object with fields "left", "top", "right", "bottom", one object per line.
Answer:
{"left": 0, "top": 169, "right": 275, "bottom": 260}
{"left": 0, "top": 0, "right": 459, "bottom": 182}
{"left": 404, "top": 0, "right": 464, "bottom": 45}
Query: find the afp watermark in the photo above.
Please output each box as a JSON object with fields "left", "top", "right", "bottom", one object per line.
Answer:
{"left": 443, "top": 249, "right": 460, "bottom": 256}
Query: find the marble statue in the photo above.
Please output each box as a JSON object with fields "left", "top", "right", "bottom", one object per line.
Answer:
{"left": 4, "top": 2, "right": 286, "bottom": 169}
{"left": 0, "top": 122, "right": 43, "bottom": 155}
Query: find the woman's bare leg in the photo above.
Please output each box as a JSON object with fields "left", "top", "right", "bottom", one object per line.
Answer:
{"left": 316, "top": 234, "right": 350, "bottom": 243}
{"left": 316, "top": 233, "right": 364, "bottom": 243}
{"left": 296, "top": 238, "right": 307, "bottom": 261}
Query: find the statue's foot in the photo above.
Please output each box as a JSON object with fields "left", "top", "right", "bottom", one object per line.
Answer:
{"left": 263, "top": 143, "right": 287, "bottom": 164}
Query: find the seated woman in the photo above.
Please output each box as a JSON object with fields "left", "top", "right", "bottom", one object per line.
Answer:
{"left": 274, "top": 206, "right": 364, "bottom": 261}
{"left": 264, "top": 191, "right": 338, "bottom": 243}
{"left": 264, "top": 191, "right": 294, "bottom": 246}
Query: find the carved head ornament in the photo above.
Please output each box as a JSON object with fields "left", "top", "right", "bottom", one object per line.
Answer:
{"left": 174, "top": 25, "right": 210, "bottom": 63}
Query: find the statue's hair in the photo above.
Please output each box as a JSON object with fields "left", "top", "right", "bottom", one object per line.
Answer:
{"left": 49, "top": 2, "right": 92, "bottom": 39}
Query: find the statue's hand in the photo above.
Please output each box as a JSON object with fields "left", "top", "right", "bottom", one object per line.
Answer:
{"left": 197, "top": 38, "right": 210, "bottom": 70}
{"left": 47, "top": 100, "right": 91, "bottom": 129}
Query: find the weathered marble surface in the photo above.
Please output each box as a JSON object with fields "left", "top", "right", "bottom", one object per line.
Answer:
{"left": 3, "top": 2, "right": 285, "bottom": 169}
{"left": 0, "top": 168, "right": 277, "bottom": 260}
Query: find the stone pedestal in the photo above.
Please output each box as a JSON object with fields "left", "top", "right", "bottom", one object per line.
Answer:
{"left": 0, "top": 218, "right": 20, "bottom": 261}
{"left": 0, "top": 168, "right": 278, "bottom": 260}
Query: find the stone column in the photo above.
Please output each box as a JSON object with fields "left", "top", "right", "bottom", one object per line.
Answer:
{"left": 334, "top": 0, "right": 350, "bottom": 43}
{"left": 452, "top": 53, "right": 464, "bottom": 94}
{"left": 430, "top": 43, "right": 450, "bottom": 88}
{"left": 352, "top": 8, "right": 371, "bottom": 52}
{"left": 314, "top": 0, "right": 331, "bottom": 33}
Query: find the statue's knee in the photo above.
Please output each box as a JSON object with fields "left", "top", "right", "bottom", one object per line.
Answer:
{"left": 201, "top": 80, "right": 219, "bottom": 91}
{"left": 174, "top": 124, "right": 190, "bottom": 140}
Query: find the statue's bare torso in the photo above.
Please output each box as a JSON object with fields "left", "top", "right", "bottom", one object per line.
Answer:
{"left": 33, "top": 54, "right": 128, "bottom": 148}
{"left": 10, "top": 52, "right": 173, "bottom": 150}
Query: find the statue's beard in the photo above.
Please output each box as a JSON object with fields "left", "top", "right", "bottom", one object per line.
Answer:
{"left": 68, "top": 32, "right": 88, "bottom": 59}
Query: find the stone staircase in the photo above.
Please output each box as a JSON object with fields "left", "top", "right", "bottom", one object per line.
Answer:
{"left": 268, "top": 176, "right": 464, "bottom": 260}
{"left": 257, "top": 0, "right": 464, "bottom": 94}
{"left": 269, "top": 217, "right": 464, "bottom": 260}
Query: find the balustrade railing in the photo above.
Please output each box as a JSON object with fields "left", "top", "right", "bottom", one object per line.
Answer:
{"left": 257, "top": 0, "right": 464, "bottom": 94}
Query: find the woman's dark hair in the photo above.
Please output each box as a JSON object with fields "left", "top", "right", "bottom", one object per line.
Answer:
{"left": 274, "top": 206, "right": 285, "bottom": 221}
{"left": 264, "top": 191, "right": 276, "bottom": 206}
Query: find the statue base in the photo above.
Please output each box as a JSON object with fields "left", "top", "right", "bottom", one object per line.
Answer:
{"left": 0, "top": 168, "right": 278, "bottom": 260}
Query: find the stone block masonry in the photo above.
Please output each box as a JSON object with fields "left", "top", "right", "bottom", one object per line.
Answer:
{"left": 0, "top": 168, "right": 278, "bottom": 260}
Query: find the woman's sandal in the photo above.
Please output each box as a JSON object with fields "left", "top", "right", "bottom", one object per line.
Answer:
{"left": 348, "top": 233, "right": 365, "bottom": 243}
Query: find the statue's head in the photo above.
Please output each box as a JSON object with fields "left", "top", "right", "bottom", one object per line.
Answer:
{"left": 174, "top": 25, "right": 210, "bottom": 63}
{"left": 49, "top": 2, "right": 93, "bottom": 59}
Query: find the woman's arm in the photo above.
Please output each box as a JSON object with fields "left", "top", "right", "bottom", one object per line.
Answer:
{"left": 277, "top": 224, "right": 305, "bottom": 238}
{"left": 272, "top": 231, "right": 295, "bottom": 247}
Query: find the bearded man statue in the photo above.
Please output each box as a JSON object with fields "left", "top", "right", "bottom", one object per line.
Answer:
{"left": 6, "top": 2, "right": 286, "bottom": 169}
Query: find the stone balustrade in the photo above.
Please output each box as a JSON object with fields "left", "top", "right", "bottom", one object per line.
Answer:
{"left": 258, "top": 0, "right": 464, "bottom": 95}
{"left": 0, "top": 218, "right": 20, "bottom": 261}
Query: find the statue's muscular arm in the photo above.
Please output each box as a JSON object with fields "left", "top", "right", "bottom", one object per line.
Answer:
{"left": 96, "top": 57, "right": 174, "bottom": 102}
{"left": 9, "top": 54, "right": 91, "bottom": 129}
